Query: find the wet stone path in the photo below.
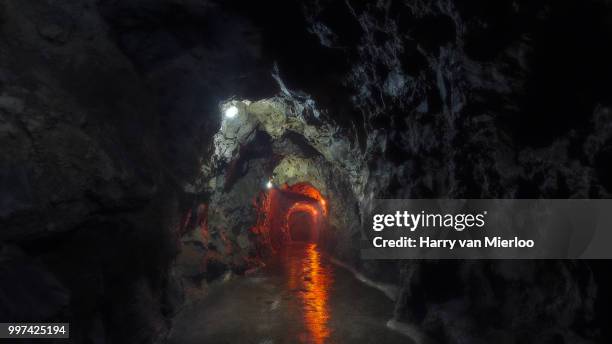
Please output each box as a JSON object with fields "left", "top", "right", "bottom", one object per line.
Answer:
{"left": 168, "top": 243, "right": 410, "bottom": 344}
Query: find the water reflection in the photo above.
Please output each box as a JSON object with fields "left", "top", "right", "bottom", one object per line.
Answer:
{"left": 282, "top": 243, "right": 333, "bottom": 344}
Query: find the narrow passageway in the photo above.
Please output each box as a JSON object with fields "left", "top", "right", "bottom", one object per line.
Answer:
{"left": 168, "top": 181, "right": 410, "bottom": 343}
{"left": 288, "top": 211, "right": 316, "bottom": 242}
{"left": 167, "top": 243, "right": 409, "bottom": 344}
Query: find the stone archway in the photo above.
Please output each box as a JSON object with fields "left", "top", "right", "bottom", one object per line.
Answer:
{"left": 252, "top": 182, "right": 328, "bottom": 250}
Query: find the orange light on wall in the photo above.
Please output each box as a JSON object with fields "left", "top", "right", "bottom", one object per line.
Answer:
{"left": 286, "top": 202, "right": 319, "bottom": 219}
{"left": 319, "top": 198, "right": 327, "bottom": 216}
{"left": 283, "top": 182, "right": 328, "bottom": 216}
{"left": 251, "top": 182, "right": 329, "bottom": 250}
{"left": 285, "top": 202, "right": 321, "bottom": 242}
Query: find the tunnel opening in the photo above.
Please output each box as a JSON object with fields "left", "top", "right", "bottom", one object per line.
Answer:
{"left": 288, "top": 211, "right": 314, "bottom": 241}
{"left": 252, "top": 182, "right": 328, "bottom": 252}
{"left": 286, "top": 202, "right": 320, "bottom": 243}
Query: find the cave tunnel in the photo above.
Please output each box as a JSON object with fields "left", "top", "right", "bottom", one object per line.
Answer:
{"left": 260, "top": 182, "right": 328, "bottom": 248}
{"left": 288, "top": 207, "right": 317, "bottom": 242}
{"left": 2, "top": 1, "right": 612, "bottom": 343}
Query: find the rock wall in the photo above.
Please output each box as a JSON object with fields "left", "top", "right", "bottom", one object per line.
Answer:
{"left": 0, "top": 1, "right": 183, "bottom": 342}
{"left": 279, "top": 1, "right": 612, "bottom": 342}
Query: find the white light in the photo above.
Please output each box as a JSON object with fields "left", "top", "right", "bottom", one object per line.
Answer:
{"left": 266, "top": 180, "right": 273, "bottom": 189}
{"left": 224, "top": 105, "right": 238, "bottom": 119}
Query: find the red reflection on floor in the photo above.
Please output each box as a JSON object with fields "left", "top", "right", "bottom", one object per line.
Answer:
{"left": 303, "top": 243, "right": 331, "bottom": 344}
{"left": 284, "top": 243, "right": 333, "bottom": 344}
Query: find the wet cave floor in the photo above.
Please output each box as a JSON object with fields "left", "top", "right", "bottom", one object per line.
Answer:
{"left": 168, "top": 243, "right": 410, "bottom": 344}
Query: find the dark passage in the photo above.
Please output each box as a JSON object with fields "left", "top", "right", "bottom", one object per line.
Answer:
{"left": 167, "top": 243, "right": 409, "bottom": 344}
{"left": 289, "top": 211, "right": 316, "bottom": 242}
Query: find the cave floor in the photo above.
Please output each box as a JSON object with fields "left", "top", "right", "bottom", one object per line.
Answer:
{"left": 168, "top": 242, "right": 410, "bottom": 344}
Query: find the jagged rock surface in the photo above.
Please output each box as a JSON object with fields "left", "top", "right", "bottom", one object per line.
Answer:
{"left": 0, "top": 1, "right": 181, "bottom": 342}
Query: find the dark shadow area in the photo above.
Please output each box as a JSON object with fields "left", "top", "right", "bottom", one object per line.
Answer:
{"left": 288, "top": 211, "right": 316, "bottom": 242}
